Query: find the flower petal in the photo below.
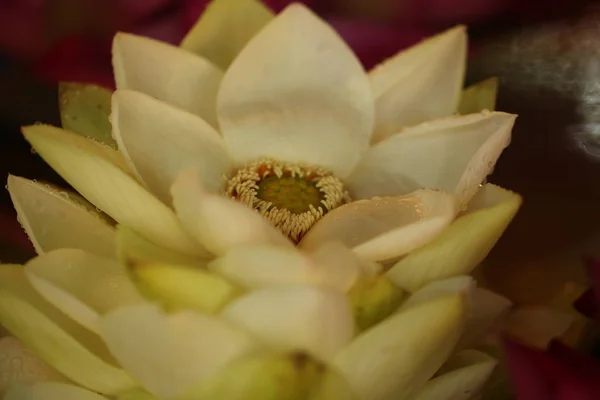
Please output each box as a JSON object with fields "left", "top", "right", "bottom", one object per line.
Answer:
{"left": 128, "top": 261, "right": 239, "bottom": 314}
{"left": 502, "top": 307, "right": 574, "bottom": 348}
{"left": 23, "top": 124, "right": 202, "bottom": 256}
{"left": 116, "top": 225, "right": 205, "bottom": 267}
{"left": 410, "top": 350, "right": 497, "bottom": 400}
{"left": 111, "top": 89, "right": 232, "bottom": 203}
{"left": 209, "top": 242, "right": 361, "bottom": 292}
{"left": 221, "top": 285, "right": 354, "bottom": 363}
{"left": 97, "top": 304, "right": 259, "bottom": 399}
{"left": 458, "top": 77, "right": 499, "bottom": 114}
{"left": 458, "top": 288, "right": 512, "bottom": 349}
{"left": 370, "top": 26, "right": 467, "bottom": 142}
{"left": 299, "top": 190, "right": 456, "bottom": 262}
{"left": 7, "top": 175, "right": 116, "bottom": 259}
{"left": 112, "top": 33, "right": 223, "bottom": 127}
{"left": 347, "top": 112, "right": 516, "bottom": 208}
{"left": 400, "top": 276, "right": 474, "bottom": 310}
{"left": 5, "top": 382, "right": 109, "bottom": 400}
{"left": 180, "top": 0, "right": 274, "bottom": 70}
{"left": 171, "top": 170, "right": 292, "bottom": 256}
{"left": 24, "top": 249, "right": 143, "bottom": 332}
{"left": 58, "top": 83, "right": 116, "bottom": 147}
{"left": 0, "top": 265, "right": 136, "bottom": 394}
{"left": 217, "top": 4, "right": 374, "bottom": 177}
{"left": 0, "top": 337, "right": 65, "bottom": 394}
{"left": 333, "top": 293, "right": 466, "bottom": 400}
{"left": 387, "top": 184, "right": 522, "bottom": 291}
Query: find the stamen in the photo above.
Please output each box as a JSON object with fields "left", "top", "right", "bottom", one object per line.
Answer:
{"left": 225, "top": 158, "right": 350, "bottom": 242}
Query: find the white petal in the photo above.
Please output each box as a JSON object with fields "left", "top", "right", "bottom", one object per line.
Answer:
{"left": 333, "top": 293, "right": 466, "bottom": 400}
{"left": 458, "top": 288, "right": 512, "bottom": 349}
{"left": 112, "top": 33, "right": 223, "bottom": 127}
{"left": 5, "top": 382, "right": 109, "bottom": 400}
{"left": 180, "top": 0, "right": 274, "bottom": 69}
{"left": 0, "top": 265, "right": 136, "bottom": 394}
{"left": 111, "top": 90, "right": 232, "bottom": 203}
{"left": 347, "top": 112, "right": 516, "bottom": 208}
{"left": 171, "top": 170, "right": 292, "bottom": 256}
{"left": 24, "top": 249, "right": 143, "bottom": 332}
{"left": 299, "top": 190, "right": 456, "bottom": 262}
{"left": 501, "top": 306, "right": 574, "bottom": 348}
{"left": 387, "top": 184, "right": 522, "bottom": 292}
{"left": 7, "top": 175, "right": 116, "bottom": 259}
{"left": 221, "top": 286, "right": 354, "bottom": 363}
{"left": 217, "top": 4, "right": 374, "bottom": 177}
{"left": 401, "top": 276, "right": 474, "bottom": 310}
{"left": 410, "top": 350, "right": 497, "bottom": 400}
{"left": 0, "top": 337, "right": 65, "bottom": 394}
{"left": 370, "top": 26, "right": 466, "bottom": 142}
{"left": 209, "top": 241, "right": 361, "bottom": 292}
{"left": 23, "top": 125, "right": 202, "bottom": 256}
{"left": 97, "top": 304, "right": 259, "bottom": 399}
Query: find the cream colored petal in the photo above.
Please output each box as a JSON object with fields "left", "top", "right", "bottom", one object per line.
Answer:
{"left": 24, "top": 249, "right": 143, "bottom": 332}
{"left": 209, "top": 242, "right": 361, "bottom": 292}
{"left": 0, "top": 337, "right": 65, "bottom": 395}
{"left": 387, "top": 184, "right": 522, "bottom": 292}
{"left": 221, "top": 286, "right": 354, "bottom": 363}
{"left": 116, "top": 225, "right": 206, "bottom": 268}
{"left": 299, "top": 190, "right": 456, "bottom": 262}
{"left": 59, "top": 82, "right": 116, "bottom": 147}
{"left": 333, "top": 294, "right": 466, "bottom": 400}
{"left": 97, "top": 304, "right": 259, "bottom": 399}
{"left": 458, "top": 77, "right": 499, "bottom": 114}
{"left": 458, "top": 288, "right": 512, "bottom": 349}
{"left": 23, "top": 125, "right": 202, "bottom": 257}
{"left": 400, "top": 276, "right": 474, "bottom": 310}
{"left": 410, "top": 350, "right": 497, "bottom": 400}
{"left": 5, "top": 382, "right": 109, "bottom": 400}
{"left": 347, "top": 112, "right": 516, "bottom": 208}
{"left": 0, "top": 265, "right": 136, "bottom": 394}
{"left": 111, "top": 90, "right": 232, "bottom": 203}
{"left": 7, "top": 175, "right": 116, "bottom": 259}
{"left": 370, "top": 26, "right": 467, "bottom": 142}
{"left": 180, "top": 0, "right": 274, "bottom": 70}
{"left": 112, "top": 33, "right": 223, "bottom": 127}
{"left": 171, "top": 170, "right": 292, "bottom": 256}
{"left": 501, "top": 306, "right": 574, "bottom": 348}
{"left": 217, "top": 4, "right": 374, "bottom": 178}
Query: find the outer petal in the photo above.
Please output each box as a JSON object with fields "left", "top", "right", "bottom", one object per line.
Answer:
{"left": 24, "top": 249, "right": 143, "bottom": 332}
{"left": 221, "top": 286, "right": 354, "bottom": 363}
{"left": 0, "top": 337, "right": 65, "bottom": 395}
{"left": 112, "top": 33, "right": 223, "bottom": 127}
{"left": 180, "top": 0, "right": 274, "bottom": 70}
{"left": 5, "top": 382, "right": 109, "bottom": 400}
{"left": 502, "top": 307, "right": 574, "bottom": 348}
{"left": 23, "top": 125, "right": 202, "bottom": 256}
{"left": 209, "top": 242, "right": 361, "bottom": 292}
{"left": 333, "top": 293, "right": 466, "bottom": 400}
{"left": 410, "top": 350, "right": 497, "bottom": 400}
{"left": 400, "top": 276, "right": 474, "bottom": 310}
{"left": 58, "top": 82, "right": 116, "bottom": 147}
{"left": 7, "top": 175, "right": 116, "bottom": 259}
{"left": 387, "top": 184, "right": 522, "bottom": 291}
{"left": 370, "top": 26, "right": 467, "bottom": 142}
{"left": 217, "top": 4, "right": 375, "bottom": 177}
{"left": 299, "top": 190, "right": 456, "bottom": 262}
{"left": 347, "top": 112, "right": 516, "bottom": 208}
{"left": 0, "top": 265, "right": 136, "bottom": 394}
{"left": 111, "top": 90, "right": 232, "bottom": 204}
{"left": 458, "top": 288, "right": 512, "bottom": 349}
{"left": 97, "top": 304, "right": 260, "bottom": 399}
{"left": 171, "top": 170, "right": 292, "bottom": 256}
{"left": 458, "top": 77, "right": 499, "bottom": 114}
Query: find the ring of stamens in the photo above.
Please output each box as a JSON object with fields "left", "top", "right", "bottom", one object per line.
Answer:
{"left": 225, "top": 158, "right": 350, "bottom": 243}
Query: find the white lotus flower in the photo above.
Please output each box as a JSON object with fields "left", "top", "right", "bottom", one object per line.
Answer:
{"left": 8, "top": 0, "right": 519, "bottom": 285}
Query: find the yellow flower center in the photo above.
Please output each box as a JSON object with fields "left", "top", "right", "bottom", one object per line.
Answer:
{"left": 225, "top": 159, "right": 350, "bottom": 242}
